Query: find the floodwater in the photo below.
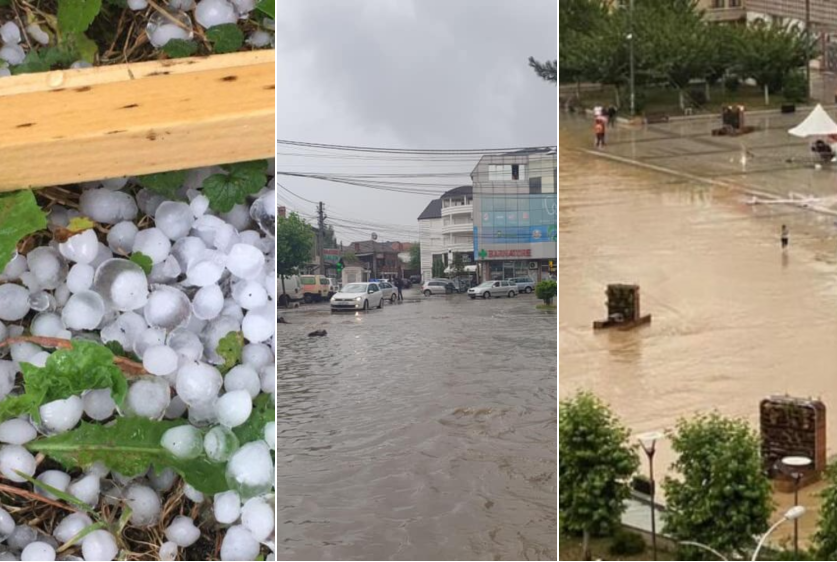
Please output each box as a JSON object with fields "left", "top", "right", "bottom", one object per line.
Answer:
{"left": 560, "top": 118, "right": 837, "bottom": 479}
{"left": 277, "top": 292, "right": 557, "bottom": 560}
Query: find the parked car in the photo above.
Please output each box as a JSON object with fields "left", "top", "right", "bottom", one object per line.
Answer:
{"left": 507, "top": 277, "right": 535, "bottom": 294}
{"left": 379, "top": 281, "right": 397, "bottom": 302}
{"left": 299, "top": 274, "right": 330, "bottom": 303}
{"left": 401, "top": 278, "right": 412, "bottom": 289}
{"left": 278, "top": 275, "right": 302, "bottom": 307}
{"left": 468, "top": 280, "right": 518, "bottom": 299}
{"left": 409, "top": 275, "right": 421, "bottom": 285}
{"left": 330, "top": 282, "right": 385, "bottom": 311}
{"left": 326, "top": 277, "right": 340, "bottom": 298}
{"left": 422, "top": 279, "right": 453, "bottom": 296}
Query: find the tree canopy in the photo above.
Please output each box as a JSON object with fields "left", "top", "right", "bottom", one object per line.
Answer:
{"left": 277, "top": 212, "right": 314, "bottom": 276}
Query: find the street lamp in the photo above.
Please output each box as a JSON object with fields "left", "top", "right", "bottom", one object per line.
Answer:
{"left": 780, "top": 455, "right": 812, "bottom": 557}
{"left": 638, "top": 430, "right": 664, "bottom": 561}
{"left": 752, "top": 506, "right": 807, "bottom": 561}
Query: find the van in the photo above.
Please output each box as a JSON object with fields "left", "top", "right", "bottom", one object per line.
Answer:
{"left": 278, "top": 275, "right": 302, "bottom": 307}
{"left": 299, "top": 274, "right": 330, "bottom": 303}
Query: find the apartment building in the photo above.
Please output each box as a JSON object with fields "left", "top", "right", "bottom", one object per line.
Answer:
{"left": 417, "top": 186, "right": 475, "bottom": 281}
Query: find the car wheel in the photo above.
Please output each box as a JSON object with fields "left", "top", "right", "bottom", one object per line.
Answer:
{"left": 424, "top": 289, "right": 432, "bottom": 297}
{"left": 470, "top": 296, "right": 476, "bottom": 300}
{"left": 378, "top": 297, "right": 383, "bottom": 309}
{"left": 363, "top": 300, "right": 369, "bottom": 310}
{"left": 278, "top": 294, "right": 289, "bottom": 307}
{"left": 390, "top": 294, "right": 397, "bottom": 303}
{"left": 508, "top": 291, "right": 515, "bottom": 298}
{"left": 483, "top": 292, "right": 490, "bottom": 299}
{"left": 303, "top": 294, "right": 312, "bottom": 304}
{"left": 525, "top": 287, "right": 533, "bottom": 294}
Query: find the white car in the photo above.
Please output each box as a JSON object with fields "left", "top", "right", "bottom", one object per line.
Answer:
{"left": 468, "top": 280, "right": 517, "bottom": 299}
{"left": 378, "top": 281, "right": 397, "bottom": 302}
{"left": 330, "top": 282, "right": 385, "bottom": 311}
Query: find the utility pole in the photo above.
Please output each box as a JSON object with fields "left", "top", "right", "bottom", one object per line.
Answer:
{"left": 629, "top": 0, "right": 635, "bottom": 117}
{"left": 316, "top": 202, "right": 326, "bottom": 275}
{"left": 806, "top": 0, "right": 812, "bottom": 100}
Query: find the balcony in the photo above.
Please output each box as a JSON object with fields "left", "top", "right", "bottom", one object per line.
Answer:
{"left": 441, "top": 202, "right": 472, "bottom": 217}
{"left": 704, "top": 5, "right": 746, "bottom": 22}
{"left": 442, "top": 221, "right": 473, "bottom": 235}
{"left": 443, "top": 241, "right": 474, "bottom": 253}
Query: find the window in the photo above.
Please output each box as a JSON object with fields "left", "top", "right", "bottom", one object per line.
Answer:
{"left": 529, "top": 177, "right": 542, "bottom": 194}
{"left": 488, "top": 164, "right": 526, "bottom": 181}
{"left": 728, "top": 0, "right": 740, "bottom": 5}
{"left": 511, "top": 165, "right": 519, "bottom": 180}
{"left": 711, "top": 0, "right": 724, "bottom": 8}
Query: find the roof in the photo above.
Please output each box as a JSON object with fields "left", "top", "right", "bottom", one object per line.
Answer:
{"left": 418, "top": 199, "right": 442, "bottom": 220}
{"left": 501, "top": 146, "right": 556, "bottom": 156}
{"left": 440, "top": 185, "right": 472, "bottom": 199}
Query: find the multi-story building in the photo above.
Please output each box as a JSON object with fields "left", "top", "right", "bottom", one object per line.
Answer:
{"left": 348, "top": 240, "right": 411, "bottom": 279}
{"left": 471, "top": 148, "right": 557, "bottom": 282}
{"left": 417, "top": 186, "right": 475, "bottom": 281}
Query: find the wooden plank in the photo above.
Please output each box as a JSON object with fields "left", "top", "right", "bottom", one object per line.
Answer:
{"left": 0, "top": 50, "right": 274, "bottom": 191}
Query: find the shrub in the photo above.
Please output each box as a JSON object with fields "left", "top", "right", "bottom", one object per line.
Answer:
{"left": 688, "top": 88, "right": 707, "bottom": 107}
{"left": 535, "top": 280, "right": 556, "bottom": 304}
{"left": 782, "top": 70, "right": 807, "bottom": 103}
{"left": 609, "top": 530, "right": 646, "bottom": 556}
{"left": 724, "top": 76, "right": 740, "bottom": 93}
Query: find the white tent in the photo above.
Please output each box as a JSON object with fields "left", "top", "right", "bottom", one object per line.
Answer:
{"left": 788, "top": 104, "right": 837, "bottom": 137}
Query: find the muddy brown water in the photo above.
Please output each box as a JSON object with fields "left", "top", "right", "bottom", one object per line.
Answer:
{"left": 277, "top": 292, "right": 557, "bottom": 560}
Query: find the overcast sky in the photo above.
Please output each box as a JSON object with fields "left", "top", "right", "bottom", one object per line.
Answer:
{"left": 277, "top": 0, "right": 557, "bottom": 245}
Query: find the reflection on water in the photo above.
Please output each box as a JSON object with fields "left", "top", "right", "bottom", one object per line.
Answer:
{"left": 278, "top": 295, "right": 557, "bottom": 560}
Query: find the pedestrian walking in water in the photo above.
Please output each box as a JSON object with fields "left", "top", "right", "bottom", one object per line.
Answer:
{"left": 395, "top": 277, "right": 404, "bottom": 301}
{"left": 607, "top": 105, "right": 617, "bottom": 127}
{"left": 781, "top": 224, "right": 789, "bottom": 250}
{"left": 594, "top": 118, "right": 606, "bottom": 148}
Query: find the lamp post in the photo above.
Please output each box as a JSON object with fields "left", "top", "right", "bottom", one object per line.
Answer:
{"left": 806, "top": 0, "right": 812, "bottom": 100}
{"left": 371, "top": 232, "right": 378, "bottom": 279}
{"left": 638, "top": 431, "right": 664, "bottom": 561}
{"left": 628, "top": 0, "right": 635, "bottom": 117}
{"left": 752, "top": 506, "right": 807, "bottom": 561}
{"left": 780, "top": 455, "right": 812, "bottom": 557}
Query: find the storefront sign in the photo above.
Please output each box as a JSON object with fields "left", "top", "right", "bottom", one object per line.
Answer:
{"left": 486, "top": 249, "right": 531, "bottom": 258}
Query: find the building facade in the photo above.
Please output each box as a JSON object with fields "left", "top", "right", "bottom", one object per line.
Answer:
{"left": 417, "top": 186, "right": 475, "bottom": 281}
{"left": 471, "top": 148, "right": 557, "bottom": 282}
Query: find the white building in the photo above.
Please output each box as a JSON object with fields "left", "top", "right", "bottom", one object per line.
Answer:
{"left": 417, "top": 185, "right": 474, "bottom": 281}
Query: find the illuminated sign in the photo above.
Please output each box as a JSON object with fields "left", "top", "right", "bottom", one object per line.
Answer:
{"left": 487, "top": 249, "right": 531, "bottom": 258}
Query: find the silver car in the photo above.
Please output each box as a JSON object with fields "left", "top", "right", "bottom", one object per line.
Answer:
{"left": 508, "top": 277, "right": 535, "bottom": 294}
{"left": 468, "top": 280, "right": 518, "bottom": 299}
{"left": 422, "top": 280, "right": 452, "bottom": 296}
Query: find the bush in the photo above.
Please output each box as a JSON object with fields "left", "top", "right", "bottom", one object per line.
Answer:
{"left": 783, "top": 71, "right": 807, "bottom": 103}
{"left": 609, "top": 530, "right": 646, "bottom": 556}
{"left": 535, "top": 280, "right": 556, "bottom": 304}
{"left": 724, "top": 76, "right": 740, "bottom": 93}
{"left": 688, "top": 88, "right": 707, "bottom": 107}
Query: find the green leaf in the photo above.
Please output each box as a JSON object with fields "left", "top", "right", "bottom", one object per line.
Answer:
{"left": 130, "top": 252, "right": 152, "bottom": 275}
{"left": 16, "top": 471, "right": 97, "bottom": 516}
{"left": 103, "top": 340, "right": 140, "bottom": 363}
{"left": 136, "top": 170, "right": 187, "bottom": 200}
{"left": 162, "top": 39, "right": 198, "bottom": 59}
{"left": 217, "top": 331, "right": 244, "bottom": 374}
{"left": 233, "top": 393, "right": 275, "bottom": 444}
{"left": 65, "top": 32, "right": 98, "bottom": 64}
{"left": 206, "top": 24, "right": 244, "bottom": 55}
{"left": 57, "top": 0, "right": 102, "bottom": 34}
{"left": 28, "top": 418, "right": 228, "bottom": 494}
{"left": 67, "top": 216, "right": 95, "bottom": 233}
{"left": 256, "top": 0, "right": 275, "bottom": 18}
{"left": 203, "top": 160, "right": 268, "bottom": 212}
{"left": 0, "top": 340, "right": 128, "bottom": 424}
{"left": 0, "top": 190, "right": 47, "bottom": 273}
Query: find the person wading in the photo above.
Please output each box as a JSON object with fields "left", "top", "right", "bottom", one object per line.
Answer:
{"left": 395, "top": 277, "right": 404, "bottom": 301}
{"left": 594, "top": 118, "right": 606, "bottom": 148}
{"left": 781, "top": 224, "right": 789, "bottom": 250}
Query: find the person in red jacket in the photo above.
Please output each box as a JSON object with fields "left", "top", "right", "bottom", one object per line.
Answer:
{"left": 594, "top": 118, "right": 606, "bottom": 148}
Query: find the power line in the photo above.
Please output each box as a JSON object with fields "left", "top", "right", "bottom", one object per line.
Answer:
{"left": 277, "top": 139, "right": 556, "bottom": 155}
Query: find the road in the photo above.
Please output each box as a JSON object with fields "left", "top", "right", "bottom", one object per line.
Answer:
{"left": 277, "top": 288, "right": 557, "bottom": 561}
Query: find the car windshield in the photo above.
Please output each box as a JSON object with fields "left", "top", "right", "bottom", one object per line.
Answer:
{"left": 477, "top": 282, "right": 494, "bottom": 288}
{"left": 341, "top": 284, "right": 366, "bottom": 293}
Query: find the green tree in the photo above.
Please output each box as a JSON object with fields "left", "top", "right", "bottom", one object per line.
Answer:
{"left": 342, "top": 250, "right": 358, "bottom": 264}
{"left": 560, "top": 392, "right": 639, "bottom": 561}
{"left": 813, "top": 464, "right": 837, "bottom": 559}
{"left": 559, "top": 0, "right": 608, "bottom": 83}
{"left": 664, "top": 413, "right": 773, "bottom": 560}
{"left": 528, "top": 57, "right": 557, "bottom": 83}
{"left": 432, "top": 258, "right": 445, "bottom": 279}
{"left": 409, "top": 243, "right": 421, "bottom": 270}
{"left": 450, "top": 253, "right": 465, "bottom": 277}
{"left": 277, "top": 212, "right": 314, "bottom": 296}
{"left": 535, "top": 280, "right": 557, "bottom": 304}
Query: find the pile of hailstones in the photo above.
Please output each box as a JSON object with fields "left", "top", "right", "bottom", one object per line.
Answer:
{"left": 0, "top": 0, "right": 274, "bottom": 77}
{"left": 0, "top": 165, "right": 277, "bottom": 561}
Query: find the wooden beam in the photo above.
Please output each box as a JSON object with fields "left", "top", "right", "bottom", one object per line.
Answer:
{"left": 0, "top": 50, "right": 275, "bottom": 192}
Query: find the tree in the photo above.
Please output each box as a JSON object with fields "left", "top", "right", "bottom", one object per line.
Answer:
{"left": 559, "top": 0, "right": 608, "bottom": 84}
{"left": 528, "top": 57, "right": 557, "bottom": 83}
{"left": 813, "top": 464, "right": 837, "bottom": 559}
{"left": 432, "top": 257, "right": 445, "bottom": 278}
{"left": 277, "top": 212, "right": 314, "bottom": 297}
{"left": 560, "top": 392, "right": 639, "bottom": 561}
{"left": 450, "top": 253, "right": 465, "bottom": 277}
{"left": 409, "top": 243, "right": 421, "bottom": 271}
{"left": 342, "top": 250, "right": 358, "bottom": 264}
{"left": 535, "top": 280, "right": 556, "bottom": 304}
{"left": 664, "top": 413, "right": 773, "bottom": 560}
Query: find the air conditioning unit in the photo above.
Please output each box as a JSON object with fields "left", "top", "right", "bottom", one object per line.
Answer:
{"left": 528, "top": 261, "right": 538, "bottom": 270}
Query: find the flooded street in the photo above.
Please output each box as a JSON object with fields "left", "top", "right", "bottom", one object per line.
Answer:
{"left": 277, "top": 292, "right": 557, "bottom": 560}
{"left": 560, "top": 118, "right": 837, "bottom": 482}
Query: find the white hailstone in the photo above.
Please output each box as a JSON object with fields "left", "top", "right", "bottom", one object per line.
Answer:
{"left": 124, "top": 378, "right": 170, "bottom": 420}
{"left": 161, "top": 425, "right": 203, "bottom": 459}
{"left": 238, "top": 230, "right": 261, "bottom": 247}
{"left": 54, "top": 282, "right": 71, "bottom": 307}
{"left": 107, "top": 221, "right": 139, "bottom": 254}
{"left": 0, "top": 44, "right": 24, "bottom": 65}
{"left": 213, "top": 490, "right": 241, "bottom": 524}
{"left": 264, "top": 422, "right": 275, "bottom": 450}
{"left": 133, "top": 228, "right": 171, "bottom": 265}
{"left": 7, "top": 524, "right": 37, "bottom": 551}
{"left": 187, "top": 258, "right": 225, "bottom": 287}
{"left": 144, "top": 286, "right": 191, "bottom": 330}
{"left": 170, "top": 0, "right": 195, "bottom": 9}
{"left": 22, "top": 542, "right": 56, "bottom": 562}
{"left": 143, "top": 345, "right": 178, "bottom": 376}
{"left": 220, "top": 298, "right": 244, "bottom": 323}
{"left": 241, "top": 343, "right": 272, "bottom": 369}
{"left": 27, "top": 351, "right": 50, "bottom": 368}
{"left": 160, "top": 541, "right": 178, "bottom": 561}
{"left": 80, "top": 189, "right": 138, "bottom": 225}
{"left": 0, "top": 445, "right": 36, "bottom": 482}
{"left": 0, "top": 66, "right": 9, "bottom": 78}
{"left": 225, "top": 441, "right": 274, "bottom": 497}
{"left": 195, "top": 0, "right": 238, "bottom": 28}
{"left": 1, "top": 253, "right": 28, "bottom": 281}
{"left": 259, "top": 365, "right": 274, "bottom": 394}
{"left": 0, "top": 22, "right": 21, "bottom": 44}
{"left": 0, "top": 284, "right": 27, "bottom": 321}
{"left": 82, "top": 530, "right": 118, "bottom": 561}
{"left": 25, "top": 23, "right": 49, "bottom": 45}
{"left": 10, "top": 341, "right": 40, "bottom": 364}
{"left": 93, "top": 258, "right": 149, "bottom": 312}
{"left": 83, "top": 389, "right": 115, "bottom": 421}
{"left": 59, "top": 229, "right": 98, "bottom": 265}
{"left": 167, "top": 328, "right": 203, "bottom": 362}
{"left": 184, "top": 483, "right": 204, "bottom": 503}
{"left": 61, "top": 290, "right": 105, "bottom": 331}
{"left": 148, "top": 22, "right": 190, "bottom": 48}
{"left": 148, "top": 466, "right": 177, "bottom": 492}
{"left": 165, "top": 515, "right": 201, "bottom": 547}
{"left": 220, "top": 204, "right": 251, "bottom": 232}
{"left": 185, "top": 313, "right": 208, "bottom": 335}
{"left": 190, "top": 194, "right": 210, "bottom": 218}
{"left": 100, "top": 311, "right": 147, "bottom": 351}
{"left": 30, "top": 312, "right": 62, "bottom": 338}
{"left": 164, "top": 395, "right": 188, "bottom": 419}
{"left": 200, "top": 314, "right": 240, "bottom": 364}
{"left": 125, "top": 484, "right": 161, "bottom": 526}
{"left": 134, "top": 328, "right": 166, "bottom": 359}
{"left": 154, "top": 202, "right": 194, "bottom": 241}
{"left": 203, "top": 425, "right": 239, "bottom": 462}
{"left": 220, "top": 525, "right": 260, "bottom": 561}
{"left": 224, "top": 365, "right": 260, "bottom": 399}
{"left": 241, "top": 497, "right": 274, "bottom": 542}
{"left": 101, "top": 177, "right": 129, "bottom": 191}
{"left": 136, "top": 189, "right": 167, "bottom": 218}
{"left": 192, "top": 284, "right": 224, "bottom": 320}
{"left": 54, "top": 513, "right": 93, "bottom": 544}
{"left": 35, "top": 470, "right": 71, "bottom": 501}
{"left": 0, "top": 362, "right": 15, "bottom": 401}
{"left": 188, "top": 398, "right": 218, "bottom": 427}
{"left": 148, "top": 255, "right": 182, "bottom": 284}
{"left": 176, "top": 362, "right": 222, "bottom": 406}
{"left": 28, "top": 290, "right": 54, "bottom": 313}
{"left": 232, "top": 280, "right": 267, "bottom": 310}
{"left": 246, "top": 29, "right": 272, "bottom": 47}
{"left": 40, "top": 396, "right": 84, "bottom": 434}
{"left": 66, "top": 263, "right": 95, "bottom": 293}
{"left": 213, "top": 223, "right": 239, "bottom": 254}
{"left": 0, "top": 419, "right": 37, "bottom": 445}
{"left": 68, "top": 473, "right": 100, "bottom": 507}
{"left": 128, "top": 0, "right": 149, "bottom": 9}
{"left": 27, "top": 247, "right": 66, "bottom": 290}
{"left": 171, "top": 236, "right": 207, "bottom": 272}
{"left": 241, "top": 305, "right": 273, "bottom": 343}
{"left": 0, "top": 507, "right": 13, "bottom": 542}
{"left": 226, "top": 244, "right": 264, "bottom": 280}
{"left": 192, "top": 214, "right": 226, "bottom": 246}
{"left": 231, "top": 0, "right": 257, "bottom": 17}
{"left": 215, "top": 390, "right": 252, "bottom": 428}
{"left": 90, "top": 242, "right": 114, "bottom": 270}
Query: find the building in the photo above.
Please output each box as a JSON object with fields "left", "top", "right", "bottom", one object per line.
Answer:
{"left": 471, "top": 148, "right": 557, "bottom": 282}
{"left": 417, "top": 185, "right": 475, "bottom": 281}
{"left": 348, "top": 240, "right": 411, "bottom": 279}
